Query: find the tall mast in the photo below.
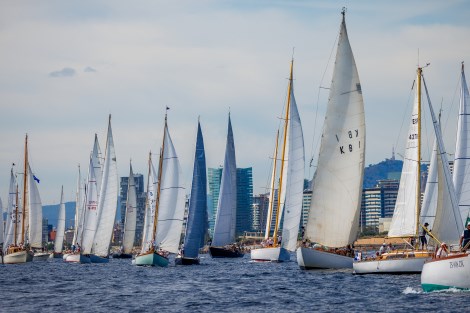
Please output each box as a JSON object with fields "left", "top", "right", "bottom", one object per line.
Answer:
{"left": 21, "top": 134, "right": 28, "bottom": 244}
{"left": 265, "top": 130, "right": 280, "bottom": 239}
{"left": 151, "top": 110, "right": 168, "bottom": 250}
{"left": 273, "top": 59, "right": 293, "bottom": 246}
{"left": 416, "top": 67, "right": 422, "bottom": 238}
{"left": 14, "top": 183, "right": 19, "bottom": 246}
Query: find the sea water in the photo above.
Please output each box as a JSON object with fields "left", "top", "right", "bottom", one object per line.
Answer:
{"left": 0, "top": 253, "right": 468, "bottom": 312}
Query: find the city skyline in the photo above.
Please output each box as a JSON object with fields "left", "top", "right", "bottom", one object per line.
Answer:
{"left": 1, "top": 1, "right": 470, "bottom": 204}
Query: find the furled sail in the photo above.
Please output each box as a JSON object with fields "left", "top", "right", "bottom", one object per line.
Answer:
{"left": 122, "top": 163, "right": 137, "bottom": 254}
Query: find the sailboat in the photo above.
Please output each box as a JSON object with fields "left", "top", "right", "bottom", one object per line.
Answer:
{"left": 297, "top": 9, "right": 365, "bottom": 269}
{"left": 64, "top": 165, "right": 84, "bottom": 260}
{"left": 176, "top": 120, "right": 208, "bottom": 265}
{"left": 4, "top": 135, "right": 40, "bottom": 264}
{"left": 51, "top": 186, "right": 66, "bottom": 258}
{"left": 0, "top": 197, "right": 3, "bottom": 263}
{"left": 113, "top": 162, "right": 137, "bottom": 259}
{"left": 354, "top": 67, "right": 438, "bottom": 274}
{"left": 135, "top": 111, "right": 185, "bottom": 266}
{"left": 209, "top": 114, "right": 243, "bottom": 258}
{"left": 251, "top": 59, "right": 305, "bottom": 262}
{"left": 421, "top": 63, "right": 469, "bottom": 291}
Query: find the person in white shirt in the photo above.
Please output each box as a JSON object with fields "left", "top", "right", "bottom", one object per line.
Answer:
{"left": 436, "top": 242, "right": 448, "bottom": 258}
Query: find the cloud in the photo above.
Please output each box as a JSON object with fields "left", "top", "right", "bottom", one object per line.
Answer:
{"left": 84, "top": 66, "right": 97, "bottom": 73}
{"left": 48, "top": 67, "right": 76, "bottom": 77}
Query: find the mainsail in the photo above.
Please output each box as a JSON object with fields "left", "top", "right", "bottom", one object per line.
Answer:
{"left": 54, "top": 186, "right": 66, "bottom": 254}
{"left": 452, "top": 63, "right": 470, "bottom": 225}
{"left": 27, "top": 164, "right": 43, "bottom": 249}
{"left": 183, "top": 121, "right": 208, "bottom": 258}
{"left": 80, "top": 156, "right": 99, "bottom": 254}
{"left": 212, "top": 114, "right": 237, "bottom": 247}
{"left": 122, "top": 163, "right": 137, "bottom": 254}
{"left": 304, "top": 13, "right": 365, "bottom": 247}
{"left": 93, "top": 115, "right": 119, "bottom": 257}
{"left": 140, "top": 154, "right": 158, "bottom": 252}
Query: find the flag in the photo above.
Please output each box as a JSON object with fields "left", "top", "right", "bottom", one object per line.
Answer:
{"left": 33, "top": 175, "right": 40, "bottom": 183}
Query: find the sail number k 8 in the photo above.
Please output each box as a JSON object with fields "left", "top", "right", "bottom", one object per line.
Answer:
{"left": 338, "top": 129, "right": 360, "bottom": 154}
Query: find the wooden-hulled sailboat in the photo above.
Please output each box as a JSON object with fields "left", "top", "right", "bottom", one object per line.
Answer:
{"left": 251, "top": 59, "right": 305, "bottom": 262}
{"left": 421, "top": 63, "right": 469, "bottom": 291}
{"left": 51, "top": 186, "right": 66, "bottom": 259}
{"left": 354, "top": 67, "right": 436, "bottom": 274}
{"left": 176, "top": 120, "right": 208, "bottom": 265}
{"left": 113, "top": 162, "right": 137, "bottom": 259}
{"left": 209, "top": 114, "right": 243, "bottom": 258}
{"left": 135, "top": 111, "right": 185, "bottom": 266}
{"left": 297, "top": 9, "right": 365, "bottom": 269}
{"left": 4, "top": 135, "right": 39, "bottom": 264}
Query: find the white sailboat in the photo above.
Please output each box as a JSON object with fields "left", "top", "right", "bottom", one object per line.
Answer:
{"left": 354, "top": 67, "right": 435, "bottom": 274}
{"left": 251, "top": 60, "right": 305, "bottom": 262}
{"left": 135, "top": 111, "right": 185, "bottom": 266}
{"left": 176, "top": 120, "right": 208, "bottom": 265}
{"left": 140, "top": 152, "right": 158, "bottom": 254}
{"left": 4, "top": 135, "right": 39, "bottom": 264}
{"left": 114, "top": 162, "right": 136, "bottom": 259}
{"left": 297, "top": 9, "right": 365, "bottom": 269}
{"left": 65, "top": 165, "right": 84, "bottom": 260}
{"left": 209, "top": 113, "right": 243, "bottom": 258}
{"left": 51, "top": 186, "right": 66, "bottom": 259}
{"left": 421, "top": 63, "right": 469, "bottom": 291}
{"left": 91, "top": 115, "right": 119, "bottom": 263}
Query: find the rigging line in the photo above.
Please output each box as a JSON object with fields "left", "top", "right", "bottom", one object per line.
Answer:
{"left": 308, "top": 31, "right": 340, "bottom": 178}
{"left": 394, "top": 80, "right": 415, "bottom": 159}
{"left": 443, "top": 66, "right": 462, "bottom": 137}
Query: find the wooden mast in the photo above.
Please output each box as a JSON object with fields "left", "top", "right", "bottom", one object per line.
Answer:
{"left": 151, "top": 109, "right": 168, "bottom": 252}
{"left": 265, "top": 130, "right": 280, "bottom": 239}
{"left": 21, "top": 134, "right": 28, "bottom": 244}
{"left": 416, "top": 67, "right": 422, "bottom": 240}
{"left": 14, "top": 183, "right": 19, "bottom": 246}
{"left": 273, "top": 59, "right": 293, "bottom": 246}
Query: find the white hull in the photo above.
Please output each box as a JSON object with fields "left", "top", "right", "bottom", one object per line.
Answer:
{"left": 250, "top": 247, "right": 290, "bottom": 262}
{"left": 64, "top": 253, "right": 91, "bottom": 264}
{"left": 421, "top": 253, "right": 470, "bottom": 291}
{"left": 3, "top": 250, "right": 34, "bottom": 264}
{"left": 296, "top": 247, "right": 353, "bottom": 269}
{"left": 353, "top": 251, "right": 431, "bottom": 274}
{"left": 62, "top": 253, "right": 70, "bottom": 260}
{"left": 33, "top": 252, "right": 50, "bottom": 261}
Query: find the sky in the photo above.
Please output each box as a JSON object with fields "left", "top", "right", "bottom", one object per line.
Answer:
{"left": 1, "top": 0, "right": 470, "bottom": 205}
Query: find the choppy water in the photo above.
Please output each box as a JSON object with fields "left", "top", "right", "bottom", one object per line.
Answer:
{"left": 0, "top": 253, "right": 468, "bottom": 312}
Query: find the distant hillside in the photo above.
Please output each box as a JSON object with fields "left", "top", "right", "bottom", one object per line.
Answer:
{"left": 363, "top": 159, "right": 403, "bottom": 188}
{"left": 42, "top": 202, "right": 76, "bottom": 229}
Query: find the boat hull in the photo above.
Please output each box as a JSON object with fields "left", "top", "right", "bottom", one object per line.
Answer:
{"left": 175, "top": 256, "right": 200, "bottom": 265}
{"left": 89, "top": 254, "right": 110, "bottom": 263}
{"left": 51, "top": 252, "right": 63, "bottom": 259}
{"left": 296, "top": 247, "right": 353, "bottom": 269}
{"left": 250, "top": 247, "right": 290, "bottom": 262}
{"left": 64, "top": 253, "right": 91, "bottom": 264}
{"left": 135, "top": 251, "right": 169, "bottom": 267}
{"left": 33, "top": 252, "right": 50, "bottom": 261}
{"left": 112, "top": 253, "right": 133, "bottom": 259}
{"left": 3, "top": 249, "right": 34, "bottom": 264}
{"left": 353, "top": 251, "right": 431, "bottom": 274}
{"left": 421, "top": 253, "right": 470, "bottom": 291}
{"left": 209, "top": 246, "right": 244, "bottom": 258}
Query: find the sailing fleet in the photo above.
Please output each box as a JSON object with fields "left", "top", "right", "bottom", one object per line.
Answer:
{"left": 1, "top": 8, "right": 470, "bottom": 292}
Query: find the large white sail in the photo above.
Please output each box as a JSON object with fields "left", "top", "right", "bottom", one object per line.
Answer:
{"left": 304, "top": 14, "right": 365, "bottom": 247}
{"left": 388, "top": 75, "right": 420, "bottom": 237}
{"left": 420, "top": 139, "right": 438, "bottom": 227}
{"left": 93, "top": 116, "right": 119, "bottom": 257}
{"left": 4, "top": 169, "right": 20, "bottom": 250}
{"left": 92, "top": 134, "right": 103, "bottom": 198}
{"left": 27, "top": 165, "right": 43, "bottom": 248}
{"left": 80, "top": 156, "right": 99, "bottom": 254}
{"left": 72, "top": 165, "right": 84, "bottom": 246}
{"left": 122, "top": 163, "right": 137, "bottom": 254}
{"left": 423, "top": 75, "right": 463, "bottom": 244}
{"left": 281, "top": 73, "right": 305, "bottom": 252}
{"left": 155, "top": 124, "right": 185, "bottom": 254}
{"left": 453, "top": 63, "right": 470, "bottom": 225}
{"left": 264, "top": 137, "right": 278, "bottom": 240}
{"left": 54, "top": 186, "right": 66, "bottom": 253}
{"left": 141, "top": 156, "right": 158, "bottom": 252}
{"left": 212, "top": 114, "right": 237, "bottom": 247}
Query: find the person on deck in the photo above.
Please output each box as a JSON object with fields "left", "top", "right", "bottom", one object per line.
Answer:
{"left": 436, "top": 242, "right": 448, "bottom": 258}
{"left": 460, "top": 222, "right": 470, "bottom": 250}
{"left": 419, "top": 223, "right": 430, "bottom": 250}
{"left": 379, "top": 243, "right": 386, "bottom": 255}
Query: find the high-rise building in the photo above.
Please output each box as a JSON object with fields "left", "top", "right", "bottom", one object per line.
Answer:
{"left": 119, "top": 173, "right": 146, "bottom": 247}
{"left": 236, "top": 167, "right": 253, "bottom": 236}
{"left": 252, "top": 193, "right": 269, "bottom": 233}
{"left": 207, "top": 167, "right": 253, "bottom": 237}
{"left": 301, "top": 190, "right": 312, "bottom": 228}
{"left": 360, "top": 179, "right": 399, "bottom": 229}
